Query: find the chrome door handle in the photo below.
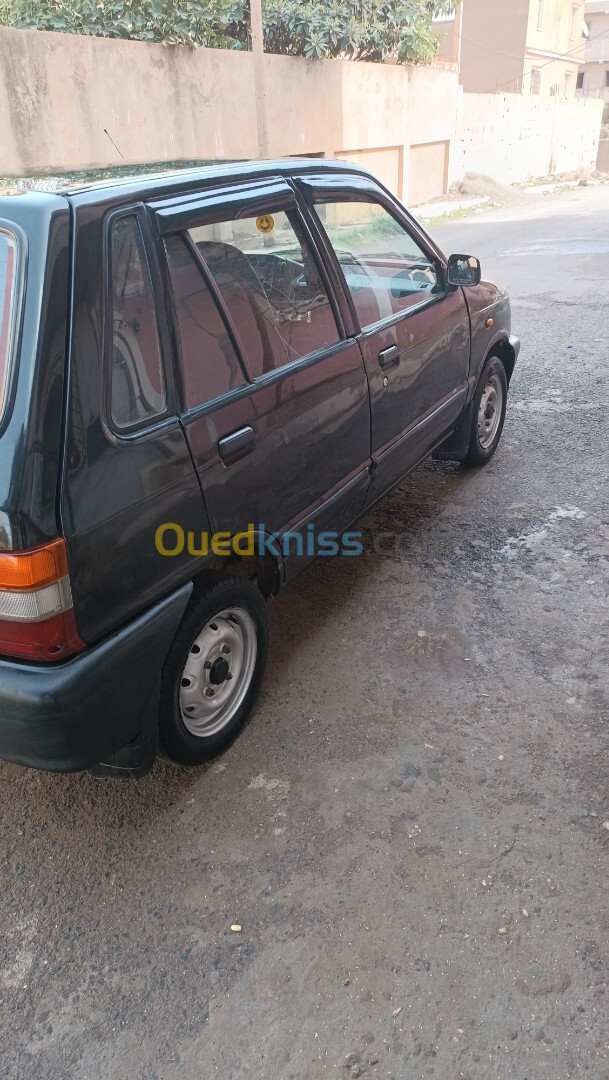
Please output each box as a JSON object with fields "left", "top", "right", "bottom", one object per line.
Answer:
{"left": 218, "top": 426, "right": 256, "bottom": 464}
{"left": 378, "top": 345, "right": 400, "bottom": 370}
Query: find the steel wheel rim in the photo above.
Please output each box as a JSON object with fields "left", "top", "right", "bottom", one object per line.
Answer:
{"left": 179, "top": 607, "right": 258, "bottom": 737}
{"left": 477, "top": 372, "right": 503, "bottom": 450}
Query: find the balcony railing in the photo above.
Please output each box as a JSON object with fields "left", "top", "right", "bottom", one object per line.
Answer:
{"left": 576, "top": 87, "right": 609, "bottom": 101}
{"left": 585, "top": 37, "right": 609, "bottom": 63}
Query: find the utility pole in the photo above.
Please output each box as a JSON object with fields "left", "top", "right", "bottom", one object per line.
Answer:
{"left": 453, "top": 1, "right": 463, "bottom": 73}
{"left": 250, "top": 0, "right": 269, "bottom": 158}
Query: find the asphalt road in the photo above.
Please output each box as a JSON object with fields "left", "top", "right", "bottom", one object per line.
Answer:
{"left": 1, "top": 185, "right": 608, "bottom": 1080}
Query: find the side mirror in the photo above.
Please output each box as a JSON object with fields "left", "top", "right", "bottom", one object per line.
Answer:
{"left": 447, "top": 254, "right": 481, "bottom": 288}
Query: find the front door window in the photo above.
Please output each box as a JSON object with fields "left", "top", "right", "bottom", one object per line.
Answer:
{"left": 313, "top": 200, "right": 439, "bottom": 330}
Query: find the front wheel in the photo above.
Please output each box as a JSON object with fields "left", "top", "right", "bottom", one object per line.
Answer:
{"left": 158, "top": 577, "right": 269, "bottom": 766}
{"left": 462, "top": 355, "right": 508, "bottom": 466}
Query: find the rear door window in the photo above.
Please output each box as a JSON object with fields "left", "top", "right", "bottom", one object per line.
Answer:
{"left": 0, "top": 226, "right": 22, "bottom": 423}
{"left": 164, "top": 234, "right": 246, "bottom": 409}
{"left": 187, "top": 210, "right": 340, "bottom": 379}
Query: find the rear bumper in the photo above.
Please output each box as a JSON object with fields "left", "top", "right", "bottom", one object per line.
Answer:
{"left": 510, "top": 334, "right": 521, "bottom": 360}
{"left": 0, "top": 583, "right": 191, "bottom": 773}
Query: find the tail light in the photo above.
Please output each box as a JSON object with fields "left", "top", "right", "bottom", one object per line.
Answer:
{"left": 0, "top": 539, "right": 85, "bottom": 661}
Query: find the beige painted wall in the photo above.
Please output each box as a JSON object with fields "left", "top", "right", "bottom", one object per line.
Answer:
{"left": 460, "top": 0, "right": 530, "bottom": 94}
{"left": 458, "top": 0, "right": 585, "bottom": 96}
{"left": 0, "top": 25, "right": 457, "bottom": 206}
{"left": 409, "top": 142, "right": 449, "bottom": 204}
{"left": 0, "top": 26, "right": 603, "bottom": 204}
{"left": 525, "top": 0, "right": 586, "bottom": 68}
{"left": 431, "top": 16, "right": 457, "bottom": 63}
{"left": 0, "top": 28, "right": 262, "bottom": 171}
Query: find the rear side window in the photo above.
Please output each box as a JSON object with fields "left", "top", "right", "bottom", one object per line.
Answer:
{"left": 165, "top": 234, "right": 246, "bottom": 409}
{"left": 0, "top": 227, "right": 21, "bottom": 423}
{"left": 109, "top": 215, "right": 166, "bottom": 431}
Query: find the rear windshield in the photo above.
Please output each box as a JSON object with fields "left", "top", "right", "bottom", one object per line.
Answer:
{"left": 0, "top": 226, "right": 21, "bottom": 423}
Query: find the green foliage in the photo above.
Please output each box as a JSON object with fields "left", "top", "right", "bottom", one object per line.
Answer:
{"left": 241, "top": 0, "right": 456, "bottom": 64}
{"left": 3, "top": 0, "right": 248, "bottom": 48}
{"left": 1, "top": 0, "right": 457, "bottom": 63}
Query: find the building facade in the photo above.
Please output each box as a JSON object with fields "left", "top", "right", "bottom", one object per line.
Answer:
{"left": 433, "top": 0, "right": 586, "bottom": 96}
{"left": 577, "top": 1, "right": 609, "bottom": 101}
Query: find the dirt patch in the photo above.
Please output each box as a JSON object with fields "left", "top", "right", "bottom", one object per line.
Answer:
{"left": 450, "top": 171, "right": 531, "bottom": 205}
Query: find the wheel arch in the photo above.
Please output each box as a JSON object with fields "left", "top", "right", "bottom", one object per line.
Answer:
{"left": 489, "top": 335, "right": 516, "bottom": 385}
{"left": 189, "top": 537, "right": 283, "bottom": 601}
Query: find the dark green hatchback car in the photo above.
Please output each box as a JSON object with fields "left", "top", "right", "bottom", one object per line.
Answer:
{"left": 0, "top": 160, "right": 519, "bottom": 777}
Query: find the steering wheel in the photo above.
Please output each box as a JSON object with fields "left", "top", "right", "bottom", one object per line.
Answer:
{"left": 391, "top": 263, "right": 436, "bottom": 297}
{"left": 408, "top": 268, "right": 435, "bottom": 290}
{"left": 261, "top": 256, "right": 310, "bottom": 322}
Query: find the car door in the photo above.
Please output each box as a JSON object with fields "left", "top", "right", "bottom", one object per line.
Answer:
{"left": 152, "top": 177, "right": 371, "bottom": 580}
{"left": 298, "top": 174, "right": 470, "bottom": 505}
{"left": 62, "top": 204, "right": 212, "bottom": 642}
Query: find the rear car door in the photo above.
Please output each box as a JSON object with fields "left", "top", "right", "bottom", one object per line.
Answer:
{"left": 153, "top": 177, "right": 371, "bottom": 579}
{"left": 298, "top": 174, "right": 470, "bottom": 503}
{"left": 62, "top": 202, "right": 210, "bottom": 642}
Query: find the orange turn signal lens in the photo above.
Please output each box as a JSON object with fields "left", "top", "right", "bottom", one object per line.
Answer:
{"left": 0, "top": 539, "right": 69, "bottom": 591}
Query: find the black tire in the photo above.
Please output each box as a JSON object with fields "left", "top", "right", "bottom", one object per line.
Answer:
{"left": 462, "top": 355, "right": 508, "bottom": 466}
{"left": 159, "top": 577, "right": 268, "bottom": 766}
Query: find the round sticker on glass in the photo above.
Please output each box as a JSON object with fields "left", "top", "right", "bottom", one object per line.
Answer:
{"left": 256, "top": 214, "right": 275, "bottom": 234}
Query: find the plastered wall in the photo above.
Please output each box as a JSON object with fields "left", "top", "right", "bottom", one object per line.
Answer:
{"left": 0, "top": 26, "right": 603, "bottom": 204}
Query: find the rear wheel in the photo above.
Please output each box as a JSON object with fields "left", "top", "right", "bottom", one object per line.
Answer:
{"left": 159, "top": 577, "right": 268, "bottom": 766}
{"left": 463, "top": 355, "right": 508, "bottom": 466}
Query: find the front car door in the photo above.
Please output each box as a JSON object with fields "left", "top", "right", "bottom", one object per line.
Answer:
{"left": 298, "top": 174, "right": 471, "bottom": 504}
{"left": 152, "top": 177, "right": 371, "bottom": 580}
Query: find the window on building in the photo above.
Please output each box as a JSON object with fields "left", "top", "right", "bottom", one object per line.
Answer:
{"left": 570, "top": 5, "right": 579, "bottom": 39}
{"left": 109, "top": 215, "right": 167, "bottom": 430}
{"left": 606, "top": 70, "right": 609, "bottom": 88}
{"left": 576, "top": 71, "right": 584, "bottom": 90}
{"left": 536, "top": 0, "right": 545, "bottom": 30}
{"left": 564, "top": 71, "right": 573, "bottom": 97}
{"left": 530, "top": 67, "right": 542, "bottom": 94}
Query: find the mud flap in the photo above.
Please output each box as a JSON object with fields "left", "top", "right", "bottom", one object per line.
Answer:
{"left": 88, "top": 698, "right": 159, "bottom": 779}
{"left": 432, "top": 400, "right": 474, "bottom": 462}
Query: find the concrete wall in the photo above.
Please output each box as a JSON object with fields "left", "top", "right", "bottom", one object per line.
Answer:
{"left": 452, "top": 91, "right": 603, "bottom": 183}
{"left": 598, "top": 139, "right": 609, "bottom": 170}
{"left": 458, "top": 0, "right": 585, "bottom": 96}
{"left": 0, "top": 28, "right": 261, "bottom": 171}
{"left": 0, "top": 25, "right": 458, "bottom": 205}
{"left": 0, "top": 26, "right": 603, "bottom": 203}
{"left": 460, "top": 0, "right": 529, "bottom": 94}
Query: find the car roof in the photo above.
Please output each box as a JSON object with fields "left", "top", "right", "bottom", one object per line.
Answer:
{"left": 1, "top": 158, "right": 369, "bottom": 208}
